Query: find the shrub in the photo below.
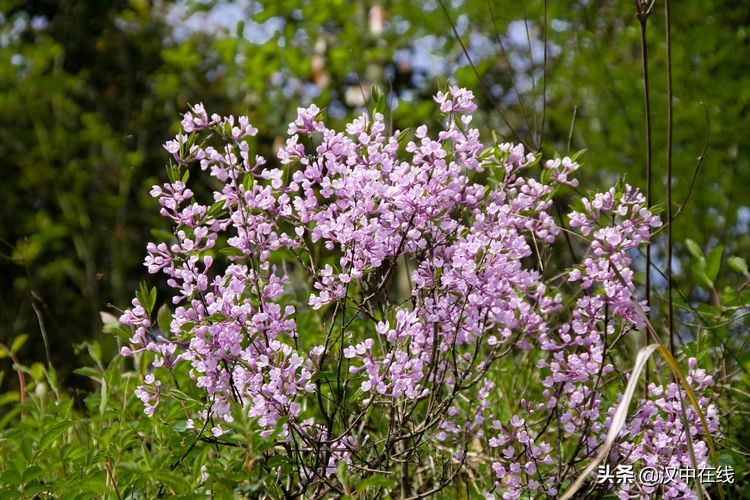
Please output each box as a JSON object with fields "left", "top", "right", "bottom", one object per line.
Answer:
{"left": 119, "top": 87, "right": 718, "bottom": 498}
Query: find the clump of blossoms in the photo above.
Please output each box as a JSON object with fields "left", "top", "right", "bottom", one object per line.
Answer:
{"left": 120, "top": 87, "right": 719, "bottom": 498}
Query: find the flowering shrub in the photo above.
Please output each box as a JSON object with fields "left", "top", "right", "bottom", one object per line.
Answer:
{"left": 120, "top": 87, "right": 718, "bottom": 498}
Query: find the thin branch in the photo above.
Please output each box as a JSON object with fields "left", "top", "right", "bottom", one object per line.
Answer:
{"left": 636, "top": 0, "right": 655, "bottom": 392}
{"left": 540, "top": 0, "right": 548, "bottom": 149}
{"left": 566, "top": 105, "right": 577, "bottom": 153}
{"left": 437, "top": 0, "right": 530, "bottom": 149}
{"left": 636, "top": 1, "right": 654, "bottom": 325}
{"left": 520, "top": 1, "right": 539, "bottom": 144}
{"left": 31, "top": 302, "right": 54, "bottom": 373}
{"left": 665, "top": 0, "right": 675, "bottom": 355}
{"left": 671, "top": 102, "right": 710, "bottom": 222}
{"left": 487, "top": 2, "right": 535, "bottom": 134}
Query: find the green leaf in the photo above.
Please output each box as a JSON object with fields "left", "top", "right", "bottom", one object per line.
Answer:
{"left": 30, "top": 362, "right": 45, "bottom": 382}
{"left": 86, "top": 342, "right": 102, "bottom": 363}
{"left": 166, "top": 164, "right": 180, "bottom": 183}
{"left": 570, "top": 148, "right": 587, "bottom": 162}
{"left": 242, "top": 172, "right": 254, "bottom": 191}
{"left": 0, "top": 391, "right": 20, "bottom": 407}
{"left": 478, "top": 146, "right": 494, "bottom": 161}
{"left": 692, "top": 263, "right": 713, "bottom": 290}
{"left": 73, "top": 367, "right": 102, "bottom": 380}
{"left": 207, "top": 200, "right": 226, "bottom": 219}
{"left": 396, "top": 128, "right": 412, "bottom": 146}
{"left": 22, "top": 465, "right": 43, "bottom": 484}
{"left": 220, "top": 247, "right": 245, "bottom": 257}
{"left": 24, "top": 484, "right": 49, "bottom": 496}
{"left": 728, "top": 256, "right": 748, "bottom": 275}
{"left": 10, "top": 334, "right": 28, "bottom": 354}
{"left": 208, "top": 312, "right": 228, "bottom": 322}
{"left": 0, "top": 468, "right": 21, "bottom": 488}
{"left": 0, "top": 406, "right": 22, "bottom": 430}
{"left": 45, "top": 365, "right": 59, "bottom": 393}
{"left": 76, "top": 473, "right": 110, "bottom": 494}
{"left": 100, "top": 311, "right": 120, "bottom": 333}
{"left": 99, "top": 378, "right": 108, "bottom": 415}
{"left": 540, "top": 167, "right": 552, "bottom": 184}
{"left": 705, "top": 245, "right": 723, "bottom": 284}
{"left": 738, "top": 350, "right": 750, "bottom": 373}
{"left": 370, "top": 85, "right": 385, "bottom": 114}
{"left": 36, "top": 420, "right": 74, "bottom": 456}
{"left": 109, "top": 324, "right": 133, "bottom": 343}
{"left": 137, "top": 282, "right": 148, "bottom": 312}
{"left": 257, "top": 416, "right": 289, "bottom": 452}
{"left": 355, "top": 474, "right": 398, "bottom": 492}
{"left": 685, "top": 239, "right": 704, "bottom": 260}
{"left": 335, "top": 460, "right": 350, "bottom": 490}
{"left": 157, "top": 303, "right": 173, "bottom": 334}
{"left": 265, "top": 455, "right": 288, "bottom": 469}
{"left": 136, "top": 282, "right": 157, "bottom": 315}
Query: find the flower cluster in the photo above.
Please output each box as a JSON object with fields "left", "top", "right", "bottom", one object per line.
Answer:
{"left": 610, "top": 360, "right": 719, "bottom": 499}
{"left": 120, "top": 87, "right": 718, "bottom": 497}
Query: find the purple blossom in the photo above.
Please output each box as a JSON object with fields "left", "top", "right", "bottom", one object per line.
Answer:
{"left": 119, "top": 88, "right": 717, "bottom": 496}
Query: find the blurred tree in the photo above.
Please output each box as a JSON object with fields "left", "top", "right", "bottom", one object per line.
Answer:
{"left": 1, "top": 0, "right": 748, "bottom": 388}
{"left": 201, "top": 0, "right": 749, "bottom": 274}
{"left": 0, "top": 0, "right": 235, "bottom": 382}
{"left": 217, "top": 0, "right": 750, "bottom": 313}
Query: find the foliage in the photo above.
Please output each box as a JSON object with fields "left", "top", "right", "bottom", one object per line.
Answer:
{"left": 2, "top": 0, "right": 748, "bottom": 386}
{"left": 0, "top": 339, "right": 297, "bottom": 498}
{"left": 109, "top": 90, "right": 722, "bottom": 497}
{"left": 0, "top": 0, "right": 748, "bottom": 497}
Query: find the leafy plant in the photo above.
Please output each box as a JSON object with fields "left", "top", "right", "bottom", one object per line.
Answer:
{"left": 114, "top": 90, "right": 720, "bottom": 497}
